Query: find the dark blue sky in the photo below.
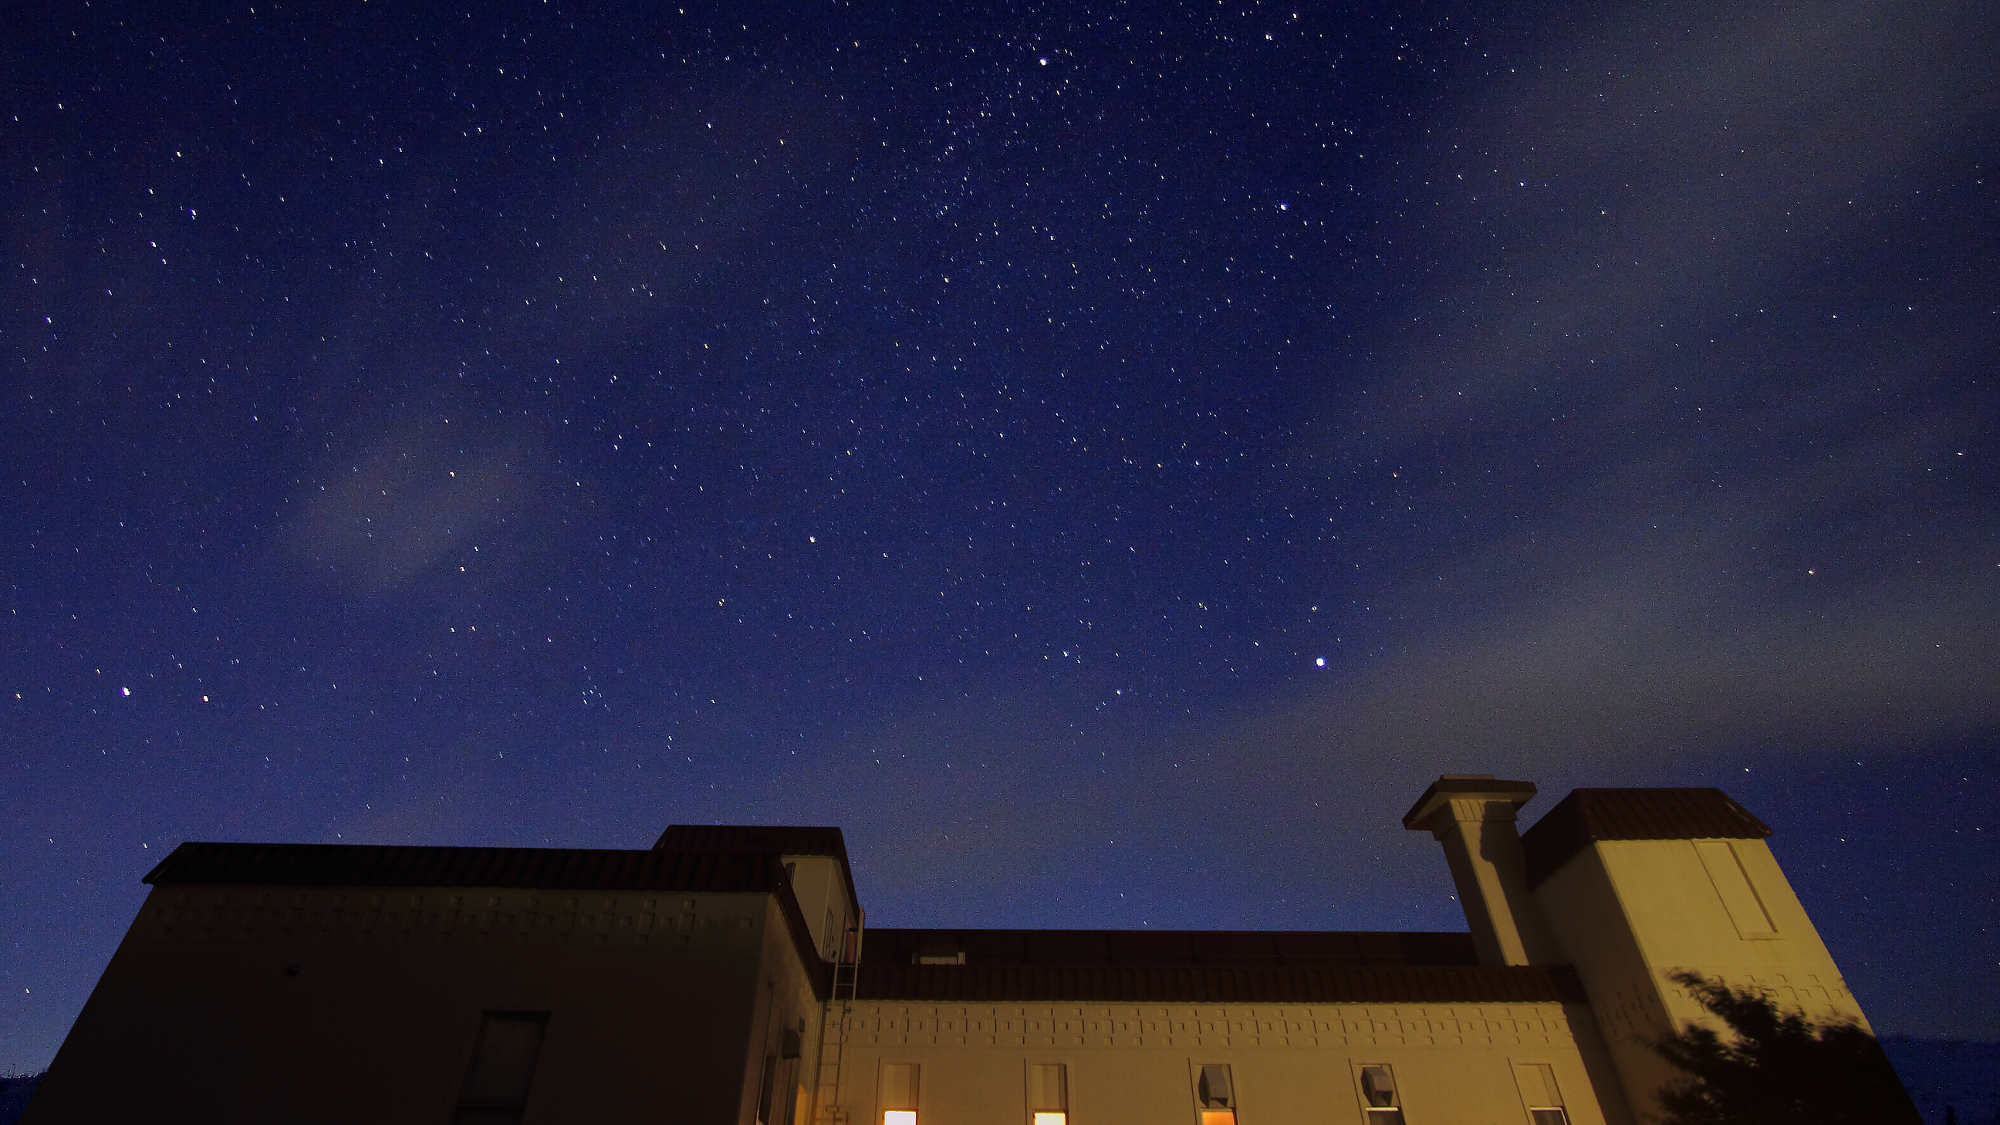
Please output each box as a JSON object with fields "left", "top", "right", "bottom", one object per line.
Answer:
{"left": 5, "top": 0, "right": 1997, "bottom": 1069}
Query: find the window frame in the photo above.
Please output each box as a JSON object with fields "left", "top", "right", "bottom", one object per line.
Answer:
{"left": 1511, "top": 1062, "right": 1569, "bottom": 1125}
{"left": 1191, "top": 1061, "right": 1238, "bottom": 1125}
{"left": 1352, "top": 1063, "right": 1405, "bottom": 1125}
{"left": 879, "top": 1060, "right": 922, "bottom": 1125}
{"left": 1026, "top": 1061, "right": 1069, "bottom": 1125}
{"left": 451, "top": 1010, "right": 551, "bottom": 1125}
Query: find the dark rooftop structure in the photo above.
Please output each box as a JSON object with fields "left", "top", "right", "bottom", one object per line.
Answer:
{"left": 1520, "top": 788, "right": 1773, "bottom": 887}
{"left": 859, "top": 927, "right": 1479, "bottom": 969}
{"left": 144, "top": 841, "right": 795, "bottom": 894}
{"left": 851, "top": 963, "right": 1585, "bottom": 1004}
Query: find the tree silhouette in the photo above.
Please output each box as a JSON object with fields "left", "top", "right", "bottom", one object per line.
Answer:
{"left": 1652, "top": 970, "right": 1922, "bottom": 1125}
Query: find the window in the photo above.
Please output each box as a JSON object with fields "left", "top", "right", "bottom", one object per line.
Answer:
{"left": 1028, "top": 1063, "right": 1068, "bottom": 1125}
{"left": 454, "top": 1012, "right": 549, "bottom": 1125}
{"left": 1513, "top": 1063, "right": 1569, "bottom": 1125}
{"left": 881, "top": 1062, "right": 921, "bottom": 1125}
{"left": 1195, "top": 1063, "right": 1237, "bottom": 1125}
{"left": 784, "top": 1020, "right": 807, "bottom": 1125}
{"left": 917, "top": 941, "right": 965, "bottom": 965}
{"left": 758, "top": 1054, "right": 779, "bottom": 1125}
{"left": 1357, "top": 1065, "right": 1404, "bottom": 1125}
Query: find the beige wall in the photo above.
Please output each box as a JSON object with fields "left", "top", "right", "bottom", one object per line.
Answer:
{"left": 1534, "top": 838, "right": 1871, "bottom": 1125}
{"left": 753, "top": 893, "right": 837, "bottom": 1125}
{"left": 27, "top": 883, "right": 805, "bottom": 1125}
{"left": 827, "top": 1000, "right": 1625, "bottom": 1125}
{"left": 786, "top": 854, "right": 857, "bottom": 961}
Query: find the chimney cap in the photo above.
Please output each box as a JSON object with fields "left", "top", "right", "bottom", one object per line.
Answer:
{"left": 1401, "top": 775, "right": 1538, "bottom": 830}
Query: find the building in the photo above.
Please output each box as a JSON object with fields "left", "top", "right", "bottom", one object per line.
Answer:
{"left": 24, "top": 776, "right": 1879, "bottom": 1125}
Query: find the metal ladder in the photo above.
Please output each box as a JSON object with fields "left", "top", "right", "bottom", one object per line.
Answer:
{"left": 813, "top": 921, "right": 863, "bottom": 1125}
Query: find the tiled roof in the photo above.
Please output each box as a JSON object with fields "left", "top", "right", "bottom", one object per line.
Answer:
{"left": 1521, "top": 788, "right": 1773, "bottom": 888}
{"left": 860, "top": 929, "right": 1478, "bottom": 968}
{"left": 143, "top": 842, "right": 790, "bottom": 892}
{"left": 853, "top": 963, "right": 1584, "bottom": 1004}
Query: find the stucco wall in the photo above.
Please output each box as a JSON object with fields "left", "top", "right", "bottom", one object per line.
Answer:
{"left": 1533, "top": 837, "right": 1872, "bottom": 1125}
{"left": 828, "top": 1000, "right": 1621, "bottom": 1125}
{"left": 786, "top": 854, "right": 856, "bottom": 961}
{"left": 26, "top": 883, "right": 782, "bottom": 1124}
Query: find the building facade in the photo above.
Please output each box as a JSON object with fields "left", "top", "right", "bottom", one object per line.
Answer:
{"left": 24, "top": 778, "right": 1878, "bottom": 1125}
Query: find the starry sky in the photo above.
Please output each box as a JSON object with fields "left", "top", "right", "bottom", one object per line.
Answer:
{"left": 6, "top": 0, "right": 1998, "bottom": 1069}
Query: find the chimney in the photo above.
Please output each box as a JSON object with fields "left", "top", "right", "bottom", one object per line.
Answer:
{"left": 1402, "top": 775, "right": 1558, "bottom": 966}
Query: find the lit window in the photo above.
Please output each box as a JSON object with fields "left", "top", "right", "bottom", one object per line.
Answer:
{"left": 1029, "top": 1063, "right": 1068, "bottom": 1125}
{"left": 454, "top": 1012, "right": 549, "bottom": 1125}
{"left": 1513, "top": 1063, "right": 1569, "bottom": 1125}
{"left": 1358, "top": 1065, "right": 1404, "bottom": 1125}
{"left": 882, "top": 1063, "right": 921, "bottom": 1125}
{"left": 1196, "top": 1064, "right": 1237, "bottom": 1125}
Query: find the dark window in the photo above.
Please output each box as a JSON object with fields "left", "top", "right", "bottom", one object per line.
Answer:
{"left": 1514, "top": 1062, "right": 1568, "bottom": 1125}
{"left": 1196, "top": 1064, "right": 1236, "bottom": 1125}
{"left": 454, "top": 1012, "right": 549, "bottom": 1125}
{"left": 758, "top": 1054, "right": 779, "bottom": 1125}
{"left": 1360, "top": 1065, "right": 1404, "bottom": 1125}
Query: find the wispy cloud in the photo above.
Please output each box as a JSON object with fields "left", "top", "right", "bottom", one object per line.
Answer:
{"left": 1302, "top": 0, "right": 2000, "bottom": 767}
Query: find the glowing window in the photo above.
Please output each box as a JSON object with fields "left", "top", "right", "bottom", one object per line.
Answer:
{"left": 885, "top": 1112, "right": 918, "bottom": 1125}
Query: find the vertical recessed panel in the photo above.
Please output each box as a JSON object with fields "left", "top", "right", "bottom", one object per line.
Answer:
{"left": 882, "top": 1062, "right": 921, "bottom": 1125}
{"left": 1696, "top": 840, "right": 1776, "bottom": 935}
{"left": 455, "top": 1011, "right": 549, "bottom": 1125}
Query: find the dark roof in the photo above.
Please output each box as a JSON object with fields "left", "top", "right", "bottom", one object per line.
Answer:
{"left": 1521, "top": 788, "right": 1773, "bottom": 888}
{"left": 861, "top": 929, "right": 1478, "bottom": 968}
{"left": 652, "top": 825, "right": 860, "bottom": 918}
{"left": 145, "top": 842, "right": 792, "bottom": 892}
{"left": 854, "top": 963, "right": 1584, "bottom": 1004}
{"left": 141, "top": 841, "right": 833, "bottom": 996}
{"left": 652, "top": 825, "right": 849, "bottom": 860}
{"left": 1401, "top": 775, "right": 1539, "bottom": 830}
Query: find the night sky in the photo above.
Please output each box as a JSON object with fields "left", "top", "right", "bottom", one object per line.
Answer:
{"left": 6, "top": 0, "right": 1998, "bottom": 1069}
